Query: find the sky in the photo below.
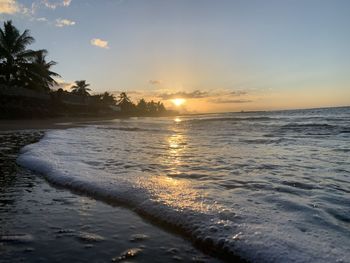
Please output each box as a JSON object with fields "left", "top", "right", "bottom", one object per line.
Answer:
{"left": 1, "top": 0, "right": 350, "bottom": 113}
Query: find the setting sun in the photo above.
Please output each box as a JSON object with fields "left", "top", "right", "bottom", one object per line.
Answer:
{"left": 171, "top": 98, "right": 186, "bottom": 106}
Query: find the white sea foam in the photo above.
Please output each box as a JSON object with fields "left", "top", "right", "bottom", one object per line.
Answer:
{"left": 17, "top": 108, "right": 350, "bottom": 262}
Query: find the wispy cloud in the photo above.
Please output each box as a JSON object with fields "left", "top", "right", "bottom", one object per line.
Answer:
{"left": 230, "top": 90, "right": 248, "bottom": 96}
{"left": 63, "top": 0, "right": 71, "bottom": 6}
{"left": 149, "top": 80, "right": 162, "bottom": 85}
{"left": 0, "top": 0, "right": 22, "bottom": 15}
{"left": 154, "top": 88, "right": 253, "bottom": 105}
{"left": 42, "top": 0, "right": 72, "bottom": 9}
{"left": 54, "top": 79, "right": 73, "bottom": 91}
{"left": 55, "top": 18, "right": 75, "bottom": 27}
{"left": 36, "top": 17, "right": 48, "bottom": 22}
{"left": 158, "top": 90, "right": 209, "bottom": 100}
{"left": 0, "top": 0, "right": 73, "bottom": 25}
{"left": 209, "top": 98, "right": 252, "bottom": 104}
{"left": 91, "top": 38, "right": 109, "bottom": 49}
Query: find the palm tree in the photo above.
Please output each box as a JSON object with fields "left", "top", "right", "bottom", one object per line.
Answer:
{"left": 0, "top": 20, "right": 59, "bottom": 91}
{"left": 157, "top": 101, "right": 166, "bottom": 113}
{"left": 137, "top": 98, "right": 148, "bottom": 114}
{"left": 19, "top": 50, "right": 60, "bottom": 91}
{"left": 70, "top": 80, "right": 91, "bottom": 96}
{"left": 101, "top": 92, "right": 116, "bottom": 105}
{"left": 117, "top": 92, "right": 131, "bottom": 104}
{"left": 147, "top": 100, "right": 159, "bottom": 114}
{"left": 32, "top": 51, "right": 60, "bottom": 89}
{"left": 117, "top": 92, "right": 135, "bottom": 113}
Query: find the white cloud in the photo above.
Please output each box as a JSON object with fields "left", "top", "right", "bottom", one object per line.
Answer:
{"left": 54, "top": 79, "right": 73, "bottom": 91}
{"left": 63, "top": 0, "right": 72, "bottom": 7}
{"left": 0, "top": 0, "right": 73, "bottom": 24}
{"left": 0, "top": 0, "right": 71, "bottom": 16}
{"left": 91, "top": 38, "right": 109, "bottom": 49}
{"left": 55, "top": 18, "right": 75, "bottom": 27}
{"left": 0, "top": 0, "right": 20, "bottom": 14}
{"left": 36, "top": 17, "right": 48, "bottom": 22}
{"left": 43, "top": 0, "right": 72, "bottom": 9}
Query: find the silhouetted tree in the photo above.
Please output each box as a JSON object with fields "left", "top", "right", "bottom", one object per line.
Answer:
{"left": 23, "top": 50, "right": 60, "bottom": 90}
{"left": 157, "top": 101, "right": 166, "bottom": 113}
{"left": 147, "top": 100, "right": 157, "bottom": 114}
{"left": 101, "top": 92, "right": 117, "bottom": 105}
{"left": 137, "top": 98, "right": 148, "bottom": 114}
{"left": 0, "top": 20, "right": 59, "bottom": 91}
{"left": 70, "top": 80, "right": 91, "bottom": 96}
{"left": 117, "top": 92, "right": 135, "bottom": 113}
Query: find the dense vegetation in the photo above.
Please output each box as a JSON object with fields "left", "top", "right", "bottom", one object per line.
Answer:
{"left": 0, "top": 21, "right": 173, "bottom": 119}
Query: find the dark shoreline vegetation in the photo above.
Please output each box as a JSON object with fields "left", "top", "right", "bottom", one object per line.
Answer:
{"left": 0, "top": 21, "right": 177, "bottom": 120}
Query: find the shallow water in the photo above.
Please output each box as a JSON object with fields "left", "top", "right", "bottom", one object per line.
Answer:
{"left": 0, "top": 132, "right": 220, "bottom": 263}
{"left": 18, "top": 107, "right": 350, "bottom": 262}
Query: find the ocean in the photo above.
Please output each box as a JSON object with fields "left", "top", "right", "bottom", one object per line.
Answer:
{"left": 17, "top": 107, "right": 350, "bottom": 262}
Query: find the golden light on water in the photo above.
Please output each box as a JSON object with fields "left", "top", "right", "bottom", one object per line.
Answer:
{"left": 144, "top": 131, "right": 219, "bottom": 213}
{"left": 171, "top": 98, "right": 186, "bottom": 106}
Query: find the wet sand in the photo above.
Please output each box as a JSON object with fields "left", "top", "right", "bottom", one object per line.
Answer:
{"left": 0, "top": 117, "right": 118, "bottom": 131}
{"left": 0, "top": 132, "right": 222, "bottom": 262}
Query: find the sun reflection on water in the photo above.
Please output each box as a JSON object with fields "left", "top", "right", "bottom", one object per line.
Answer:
{"left": 144, "top": 175, "right": 213, "bottom": 213}
{"left": 166, "top": 133, "right": 187, "bottom": 169}
{"left": 128, "top": 121, "right": 224, "bottom": 216}
{"left": 139, "top": 127, "right": 223, "bottom": 214}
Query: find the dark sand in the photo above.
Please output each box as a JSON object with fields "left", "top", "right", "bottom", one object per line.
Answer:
{"left": 0, "top": 131, "right": 223, "bottom": 262}
{"left": 0, "top": 117, "right": 118, "bottom": 131}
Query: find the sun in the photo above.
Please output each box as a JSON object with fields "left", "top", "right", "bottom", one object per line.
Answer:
{"left": 171, "top": 98, "right": 186, "bottom": 106}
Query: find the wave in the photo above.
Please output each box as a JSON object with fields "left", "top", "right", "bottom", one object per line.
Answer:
{"left": 96, "top": 126, "right": 167, "bottom": 133}
{"left": 16, "top": 125, "right": 350, "bottom": 263}
{"left": 239, "top": 138, "right": 286, "bottom": 144}
{"left": 185, "top": 116, "right": 277, "bottom": 124}
{"left": 16, "top": 132, "right": 244, "bottom": 261}
{"left": 278, "top": 123, "right": 350, "bottom": 135}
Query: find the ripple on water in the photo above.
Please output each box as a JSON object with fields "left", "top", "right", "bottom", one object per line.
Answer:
{"left": 0, "top": 234, "right": 34, "bottom": 244}
{"left": 16, "top": 108, "right": 350, "bottom": 263}
{"left": 77, "top": 232, "right": 105, "bottom": 243}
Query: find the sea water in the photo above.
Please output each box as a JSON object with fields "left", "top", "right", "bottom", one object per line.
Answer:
{"left": 18, "top": 107, "right": 350, "bottom": 262}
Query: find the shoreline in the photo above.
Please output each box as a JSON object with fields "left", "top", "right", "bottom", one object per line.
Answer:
{"left": 0, "top": 116, "right": 118, "bottom": 131}
{"left": 7, "top": 123, "right": 245, "bottom": 262}
{"left": 0, "top": 130, "right": 223, "bottom": 262}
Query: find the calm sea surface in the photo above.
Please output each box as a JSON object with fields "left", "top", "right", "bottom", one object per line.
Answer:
{"left": 18, "top": 107, "right": 350, "bottom": 262}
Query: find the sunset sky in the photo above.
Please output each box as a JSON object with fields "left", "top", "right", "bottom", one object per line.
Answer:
{"left": 1, "top": 0, "right": 349, "bottom": 113}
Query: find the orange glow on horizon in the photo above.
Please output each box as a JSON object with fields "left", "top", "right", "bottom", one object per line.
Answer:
{"left": 171, "top": 98, "right": 186, "bottom": 106}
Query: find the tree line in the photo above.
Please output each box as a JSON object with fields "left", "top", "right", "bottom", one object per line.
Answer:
{"left": 57, "top": 80, "right": 167, "bottom": 115}
{"left": 0, "top": 20, "right": 172, "bottom": 117}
